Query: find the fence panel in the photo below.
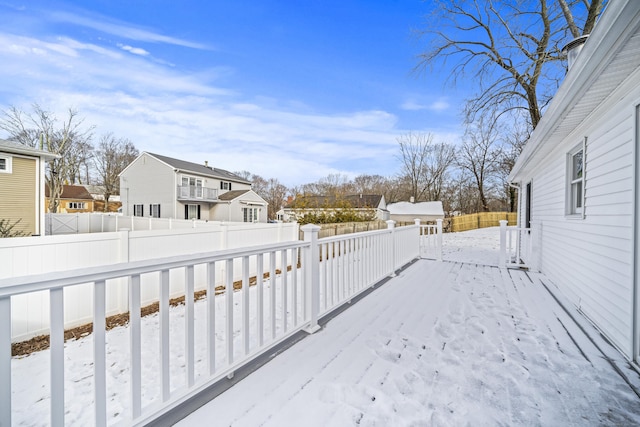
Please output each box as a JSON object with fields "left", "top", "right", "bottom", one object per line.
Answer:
{"left": 2, "top": 223, "right": 299, "bottom": 342}
{"left": 451, "top": 212, "right": 517, "bottom": 232}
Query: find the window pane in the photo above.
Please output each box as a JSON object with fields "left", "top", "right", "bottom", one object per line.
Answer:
{"left": 0, "top": 158, "right": 5, "bottom": 169}
{"left": 572, "top": 150, "right": 583, "bottom": 179}
{"left": 576, "top": 181, "right": 582, "bottom": 208}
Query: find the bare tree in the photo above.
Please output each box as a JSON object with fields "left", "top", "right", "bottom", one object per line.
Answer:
{"left": 417, "top": 0, "right": 606, "bottom": 129}
{"left": 94, "top": 134, "right": 138, "bottom": 211}
{"left": 397, "top": 132, "right": 455, "bottom": 202}
{"left": 0, "top": 105, "right": 93, "bottom": 212}
{"left": 262, "top": 178, "right": 289, "bottom": 220}
{"left": 458, "top": 114, "right": 504, "bottom": 212}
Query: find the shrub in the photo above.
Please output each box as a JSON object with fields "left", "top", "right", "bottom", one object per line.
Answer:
{"left": 0, "top": 218, "right": 29, "bottom": 238}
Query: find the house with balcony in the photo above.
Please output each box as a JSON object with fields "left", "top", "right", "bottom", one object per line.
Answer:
{"left": 0, "top": 138, "right": 57, "bottom": 236}
{"left": 119, "top": 152, "right": 267, "bottom": 222}
{"left": 508, "top": 0, "right": 640, "bottom": 365}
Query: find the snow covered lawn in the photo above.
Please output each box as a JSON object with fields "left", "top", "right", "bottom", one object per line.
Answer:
{"left": 179, "top": 229, "right": 640, "bottom": 426}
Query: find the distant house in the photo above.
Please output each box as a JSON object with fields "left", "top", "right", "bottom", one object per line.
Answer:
{"left": 387, "top": 200, "right": 444, "bottom": 223}
{"left": 119, "top": 152, "right": 268, "bottom": 222}
{"left": 277, "top": 194, "right": 388, "bottom": 222}
{"left": 46, "top": 184, "right": 95, "bottom": 213}
{"left": 508, "top": 0, "right": 640, "bottom": 364}
{"left": 0, "top": 138, "right": 57, "bottom": 236}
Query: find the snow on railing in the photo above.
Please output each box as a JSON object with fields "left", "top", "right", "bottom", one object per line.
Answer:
{"left": 499, "top": 220, "right": 531, "bottom": 269}
{"left": 0, "top": 221, "right": 422, "bottom": 426}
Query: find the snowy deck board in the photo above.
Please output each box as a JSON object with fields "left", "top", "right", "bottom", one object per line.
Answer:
{"left": 177, "top": 258, "right": 640, "bottom": 426}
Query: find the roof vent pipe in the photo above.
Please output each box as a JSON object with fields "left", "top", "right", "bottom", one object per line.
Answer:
{"left": 562, "top": 35, "right": 589, "bottom": 71}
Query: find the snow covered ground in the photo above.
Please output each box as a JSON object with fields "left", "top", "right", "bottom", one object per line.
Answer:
{"left": 12, "top": 227, "right": 640, "bottom": 426}
{"left": 179, "top": 228, "right": 640, "bottom": 426}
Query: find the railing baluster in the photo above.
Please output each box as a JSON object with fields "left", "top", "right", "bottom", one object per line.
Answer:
{"left": 94, "top": 280, "right": 107, "bottom": 427}
{"left": 129, "top": 274, "right": 142, "bottom": 419}
{"left": 256, "top": 254, "right": 264, "bottom": 347}
{"left": 50, "top": 287, "right": 65, "bottom": 427}
{"left": 225, "top": 259, "right": 234, "bottom": 368}
{"left": 292, "top": 249, "right": 298, "bottom": 326}
{"left": 185, "top": 266, "right": 195, "bottom": 387}
{"left": 322, "top": 243, "right": 328, "bottom": 311}
{"left": 269, "top": 251, "right": 277, "bottom": 340}
{"left": 207, "top": 262, "right": 216, "bottom": 375}
{"left": 281, "top": 250, "right": 288, "bottom": 332}
{"left": 160, "top": 270, "right": 170, "bottom": 401}
{"left": 242, "top": 256, "right": 250, "bottom": 355}
{"left": 0, "top": 296, "right": 11, "bottom": 427}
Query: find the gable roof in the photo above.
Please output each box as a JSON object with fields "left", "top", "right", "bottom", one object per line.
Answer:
{"left": 0, "top": 138, "right": 59, "bottom": 160}
{"left": 509, "top": 0, "right": 640, "bottom": 181}
{"left": 286, "top": 194, "right": 384, "bottom": 209}
{"left": 45, "top": 184, "right": 94, "bottom": 200}
{"left": 145, "top": 152, "right": 251, "bottom": 184}
{"left": 387, "top": 201, "right": 444, "bottom": 216}
{"left": 218, "top": 189, "right": 251, "bottom": 201}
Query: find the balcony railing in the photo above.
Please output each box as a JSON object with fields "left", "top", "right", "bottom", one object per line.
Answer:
{"left": 176, "top": 185, "right": 218, "bottom": 202}
{"left": 0, "top": 220, "right": 441, "bottom": 426}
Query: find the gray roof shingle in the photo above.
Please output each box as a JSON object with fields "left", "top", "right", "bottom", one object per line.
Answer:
{"left": 146, "top": 152, "right": 251, "bottom": 184}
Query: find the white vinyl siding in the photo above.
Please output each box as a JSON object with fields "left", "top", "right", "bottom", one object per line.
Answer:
{"left": 519, "top": 89, "right": 636, "bottom": 357}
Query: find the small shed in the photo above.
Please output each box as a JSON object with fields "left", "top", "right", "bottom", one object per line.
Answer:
{"left": 387, "top": 201, "right": 444, "bottom": 223}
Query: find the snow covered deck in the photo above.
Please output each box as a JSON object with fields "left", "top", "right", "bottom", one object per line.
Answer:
{"left": 177, "top": 231, "right": 640, "bottom": 426}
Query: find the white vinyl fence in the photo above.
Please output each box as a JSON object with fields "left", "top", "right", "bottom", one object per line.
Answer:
{"left": 0, "top": 222, "right": 299, "bottom": 342}
{"left": 0, "top": 221, "right": 427, "bottom": 427}
{"left": 45, "top": 212, "right": 257, "bottom": 235}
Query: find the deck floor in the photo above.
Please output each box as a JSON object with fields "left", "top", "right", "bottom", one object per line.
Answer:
{"left": 176, "top": 258, "right": 640, "bottom": 426}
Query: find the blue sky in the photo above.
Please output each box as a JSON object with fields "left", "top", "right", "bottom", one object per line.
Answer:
{"left": 0, "top": 0, "right": 467, "bottom": 186}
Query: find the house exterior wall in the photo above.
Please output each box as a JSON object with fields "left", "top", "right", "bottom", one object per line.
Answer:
{"left": 210, "top": 191, "right": 268, "bottom": 223}
{"left": 120, "top": 153, "right": 176, "bottom": 219}
{"left": 0, "top": 155, "right": 37, "bottom": 235}
{"left": 517, "top": 76, "right": 639, "bottom": 357}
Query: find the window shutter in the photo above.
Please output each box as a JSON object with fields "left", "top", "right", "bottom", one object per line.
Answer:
{"left": 229, "top": 182, "right": 232, "bottom": 191}
{"left": 220, "top": 181, "right": 223, "bottom": 189}
{"left": 185, "top": 205, "right": 188, "bottom": 219}
{"left": 158, "top": 205, "right": 161, "bottom": 218}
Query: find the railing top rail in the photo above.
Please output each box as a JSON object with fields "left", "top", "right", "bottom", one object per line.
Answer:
{"left": 0, "top": 240, "right": 309, "bottom": 298}
{"left": 317, "top": 227, "right": 393, "bottom": 244}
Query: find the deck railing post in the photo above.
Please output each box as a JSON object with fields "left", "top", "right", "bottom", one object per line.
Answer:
{"left": 436, "top": 219, "right": 443, "bottom": 262}
{"left": 414, "top": 219, "right": 422, "bottom": 259}
{"left": 499, "top": 220, "right": 507, "bottom": 267}
{"left": 302, "top": 224, "right": 321, "bottom": 334}
{"left": 386, "top": 220, "right": 396, "bottom": 277}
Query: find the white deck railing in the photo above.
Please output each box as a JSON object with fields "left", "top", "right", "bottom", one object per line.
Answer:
{"left": 418, "top": 219, "right": 443, "bottom": 261}
{"left": 1, "top": 221, "right": 431, "bottom": 426}
{"left": 499, "top": 220, "right": 532, "bottom": 269}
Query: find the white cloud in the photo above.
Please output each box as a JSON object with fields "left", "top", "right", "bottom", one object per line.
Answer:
{"left": 401, "top": 98, "right": 450, "bottom": 112}
{"left": 49, "top": 10, "right": 210, "bottom": 50}
{"left": 118, "top": 44, "right": 150, "bottom": 57}
{"left": 0, "top": 28, "right": 458, "bottom": 186}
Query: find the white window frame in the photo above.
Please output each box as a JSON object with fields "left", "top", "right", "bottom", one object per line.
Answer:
{"left": 149, "top": 204, "right": 161, "bottom": 218}
{"left": 0, "top": 154, "right": 12, "bottom": 174}
{"left": 133, "top": 204, "right": 144, "bottom": 217}
{"left": 68, "top": 202, "right": 86, "bottom": 210}
{"left": 566, "top": 138, "right": 586, "bottom": 218}
{"left": 182, "top": 176, "right": 203, "bottom": 198}
{"left": 243, "top": 207, "right": 259, "bottom": 223}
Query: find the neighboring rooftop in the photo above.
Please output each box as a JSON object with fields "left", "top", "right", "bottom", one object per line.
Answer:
{"left": 387, "top": 201, "right": 444, "bottom": 216}
{"left": 0, "top": 138, "right": 58, "bottom": 159}
{"left": 45, "top": 184, "right": 94, "bottom": 200}
{"left": 146, "top": 152, "right": 251, "bottom": 184}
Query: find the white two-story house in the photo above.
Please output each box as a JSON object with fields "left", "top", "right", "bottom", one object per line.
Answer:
{"left": 120, "top": 152, "right": 268, "bottom": 222}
